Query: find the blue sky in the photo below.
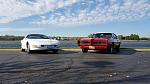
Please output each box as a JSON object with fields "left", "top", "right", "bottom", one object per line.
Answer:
{"left": 0, "top": 0, "right": 150, "bottom": 37}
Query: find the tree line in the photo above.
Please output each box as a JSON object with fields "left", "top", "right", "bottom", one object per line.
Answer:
{"left": 118, "top": 34, "right": 150, "bottom": 40}
{"left": 0, "top": 34, "right": 149, "bottom": 41}
{"left": 0, "top": 35, "right": 24, "bottom": 40}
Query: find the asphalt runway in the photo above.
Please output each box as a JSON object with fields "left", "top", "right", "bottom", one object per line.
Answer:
{"left": 0, "top": 50, "right": 150, "bottom": 84}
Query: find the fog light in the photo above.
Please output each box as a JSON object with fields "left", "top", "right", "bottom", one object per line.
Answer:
{"left": 32, "top": 45, "right": 40, "bottom": 48}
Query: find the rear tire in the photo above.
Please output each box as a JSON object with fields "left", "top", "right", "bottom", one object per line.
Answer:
{"left": 107, "top": 46, "right": 114, "bottom": 54}
{"left": 53, "top": 50, "right": 58, "bottom": 54}
{"left": 82, "top": 49, "right": 88, "bottom": 53}
{"left": 116, "top": 46, "right": 120, "bottom": 52}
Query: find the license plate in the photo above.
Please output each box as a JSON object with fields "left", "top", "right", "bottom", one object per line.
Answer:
{"left": 89, "top": 46, "right": 95, "bottom": 49}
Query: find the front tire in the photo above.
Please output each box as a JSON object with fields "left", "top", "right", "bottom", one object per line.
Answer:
{"left": 27, "top": 43, "right": 32, "bottom": 54}
{"left": 82, "top": 49, "right": 88, "bottom": 53}
{"left": 21, "top": 48, "right": 25, "bottom": 52}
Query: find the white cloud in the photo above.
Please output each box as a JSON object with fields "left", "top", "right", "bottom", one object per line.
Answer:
{"left": 0, "top": 28, "right": 42, "bottom": 32}
{"left": 0, "top": 0, "right": 80, "bottom": 23}
{"left": 31, "top": 0, "right": 150, "bottom": 25}
{"left": 0, "top": 0, "right": 150, "bottom": 25}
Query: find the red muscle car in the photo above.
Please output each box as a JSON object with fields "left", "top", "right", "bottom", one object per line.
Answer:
{"left": 78, "top": 33, "right": 121, "bottom": 53}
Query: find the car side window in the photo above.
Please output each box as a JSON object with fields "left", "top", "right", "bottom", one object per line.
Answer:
{"left": 26, "top": 35, "right": 30, "bottom": 39}
{"left": 113, "top": 34, "right": 118, "bottom": 39}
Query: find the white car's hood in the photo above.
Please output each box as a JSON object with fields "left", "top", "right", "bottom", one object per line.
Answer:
{"left": 28, "top": 39, "right": 59, "bottom": 45}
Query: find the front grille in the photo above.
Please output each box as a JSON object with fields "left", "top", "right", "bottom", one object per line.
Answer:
{"left": 93, "top": 41, "right": 106, "bottom": 45}
{"left": 81, "top": 41, "right": 90, "bottom": 45}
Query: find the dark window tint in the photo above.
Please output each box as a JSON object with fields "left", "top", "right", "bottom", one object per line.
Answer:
{"left": 113, "top": 34, "right": 118, "bottom": 39}
{"left": 94, "top": 33, "right": 112, "bottom": 38}
{"left": 27, "top": 34, "right": 49, "bottom": 39}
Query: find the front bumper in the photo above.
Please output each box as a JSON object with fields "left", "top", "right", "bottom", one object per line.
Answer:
{"left": 30, "top": 45, "right": 59, "bottom": 51}
{"left": 79, "top": 45, "right": 110, "bottom": 50}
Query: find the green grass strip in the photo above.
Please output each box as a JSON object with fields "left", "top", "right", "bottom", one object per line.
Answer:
{"left": 0, "top": 47, "right": 150, "bottom": 51}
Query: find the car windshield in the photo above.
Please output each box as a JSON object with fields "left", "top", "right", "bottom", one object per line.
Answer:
{"left": 27, "top": 34, "right": 49, "bottom": 39}
{"left": 94, "top": 33, "right": 112, "bottom": 38}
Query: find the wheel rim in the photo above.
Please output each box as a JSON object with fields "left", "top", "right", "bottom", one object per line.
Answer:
{"left": 27, "top": 44, "right": 30, "bottom": 52}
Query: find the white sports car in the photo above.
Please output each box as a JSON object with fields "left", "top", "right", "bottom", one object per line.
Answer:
{"left": 21, "top": 34, "right": 60, "bottom": 53}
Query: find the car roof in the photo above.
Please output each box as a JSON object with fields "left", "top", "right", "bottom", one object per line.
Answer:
{"left": 93, "top": 32, "right": 114, "bottom": 34}
{"left": 27, "top": 34, "right": 45, "bottom": 36}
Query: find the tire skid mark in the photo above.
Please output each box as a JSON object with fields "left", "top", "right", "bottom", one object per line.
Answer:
{"left": 0, "top": 55, "right": 19, "bottom": 65}
{"left": 19, "top": 58, "right": 74, "bottom": 84}
{"left": 0, "top": 58, "right": 74, "bottom": 84}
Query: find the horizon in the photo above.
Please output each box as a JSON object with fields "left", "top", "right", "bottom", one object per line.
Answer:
{"left": 0, "top": 0, "right": 150, "bottom": 37}
{"left": 0, "top": 33, "right": 149, "bottom": 38}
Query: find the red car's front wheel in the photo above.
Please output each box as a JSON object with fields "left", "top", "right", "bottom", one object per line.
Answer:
{"left": 82, "top": 49, "right": 88, "bottom": 53}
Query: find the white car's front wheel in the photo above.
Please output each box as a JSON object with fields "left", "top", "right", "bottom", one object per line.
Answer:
{"left": 27, "top": 43, "right": 32, "bottom": 53}
{"left": 21, "top": 48, "right": 25, "bottom": 52}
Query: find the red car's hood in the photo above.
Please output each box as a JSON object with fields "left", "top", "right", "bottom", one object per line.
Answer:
{"left": 80, "top": 37, "right": 111, "bottom": 41}
{"left": 80, "top": 38, "right": 92, "bottom": 41}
